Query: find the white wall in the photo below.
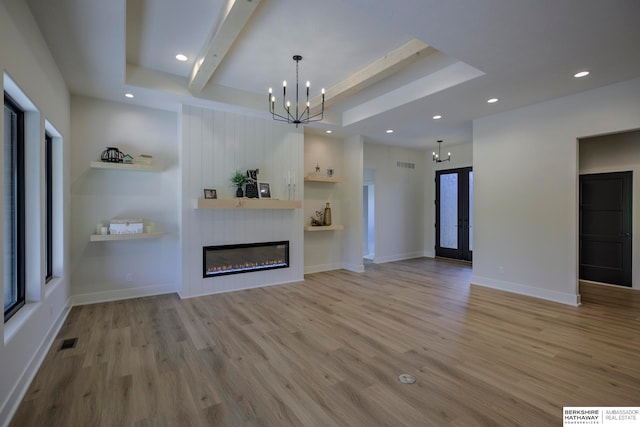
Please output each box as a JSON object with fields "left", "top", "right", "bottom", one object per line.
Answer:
{"left": 69, "top": 96, "right": 179, "bottom": 304}
{"left": 579, "top": 129, "right": 640, "bottom": 290}
{"left": 180, "top": 105, "right": 304, "bottom": 297}
{"left": 363, "top": 142, "right": 426, "bottom": 263}
{"left": 473, "top": 77, "right": 640, "bottom": 305}
{"left": 424, "top": 142, "right": 473, "bottom": 257}
{"left": 304, "top": 132, "right": 346, "bottom": 273}
{"left": 343, "top": 135, "right": 365, "bottom": 271}
{"left": 0, "top": 0, "right": 71, "bottom": 423}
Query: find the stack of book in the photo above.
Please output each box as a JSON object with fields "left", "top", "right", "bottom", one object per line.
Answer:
{"left": 135, "top": 154, "right": 153, "bottom": 165}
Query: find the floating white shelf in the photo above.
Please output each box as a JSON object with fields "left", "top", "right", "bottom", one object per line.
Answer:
{"left": 90, "top": 232, "right": 165, "bottom": 242}
{"left": 192, "top": 198, "right": 302, "bottom": 210}
{"left": 90, "top": 161, "right": 164, "bottom": 172}
{"left": 304, "top": 175, "right": 343, "bottom": 183}
{"left": 304, "top": 225, "right": 345, "bottom": 232}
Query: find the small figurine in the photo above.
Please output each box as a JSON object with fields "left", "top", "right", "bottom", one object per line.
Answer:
{"left": 315, "top": 163, "right": 321, "bottom": 173}
{"left": 245, "top": 169, "right": 259, "bottom": 198}
{"left": 310, "top": 210, "right": 324, "bottom": 226}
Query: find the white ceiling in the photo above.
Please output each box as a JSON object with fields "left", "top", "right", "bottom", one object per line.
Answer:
{"left": 26, "top": 0, "right": 640, "bottom": 150}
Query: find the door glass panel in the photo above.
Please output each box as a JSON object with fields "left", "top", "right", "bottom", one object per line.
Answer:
{"left": 440, "top": 173, "right": 458, "bottom": 249}
{"left": 468, "top": 171, "right": 473, "bottom": 251}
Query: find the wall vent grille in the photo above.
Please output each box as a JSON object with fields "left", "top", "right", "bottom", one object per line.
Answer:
{"left": 396, "top": 161, "right": 415, "bottom": 169}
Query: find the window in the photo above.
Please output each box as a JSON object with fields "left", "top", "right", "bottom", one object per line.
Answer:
{"left": 4, "top": 94, "right": 26, "bottom": 322}
{"left": 45, "top": 132, "right": 53, "bottom": 282}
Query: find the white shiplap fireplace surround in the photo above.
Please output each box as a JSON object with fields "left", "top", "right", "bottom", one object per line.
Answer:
{"left": 180, "top": 105, "right": 304, "bottom": 298}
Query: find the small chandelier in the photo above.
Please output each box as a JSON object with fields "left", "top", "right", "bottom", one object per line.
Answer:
{"left": 268, "top": 55, "right": 325, "bottom": 128}
{"left": 432, "top": 139, "right": 451, "bottom": 163}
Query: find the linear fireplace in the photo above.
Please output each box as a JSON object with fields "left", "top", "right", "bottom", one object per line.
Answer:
{"left": 203, "top": 241, "right": 290, "bottom": 278}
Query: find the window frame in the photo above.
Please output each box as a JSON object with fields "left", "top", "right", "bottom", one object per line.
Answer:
{"left": 45, "top": 132, "right": 53, "bottom": 282}
{"left": 4, "top": 93, "right": 26, "bottom": 322}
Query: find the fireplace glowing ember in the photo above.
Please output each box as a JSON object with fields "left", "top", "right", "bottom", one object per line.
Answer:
{"left": 203, "top": 241, "right": 289, "bottom": 277}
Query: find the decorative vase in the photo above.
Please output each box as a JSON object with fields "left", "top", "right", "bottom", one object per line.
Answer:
{"left": 323, "top": 202, "right": 332, "bottom": 226}
{"left": 236, "top": 187, "right": 244, "bottom": 198}
{"left": 101, "top": 146, "right": 124, "bottom": 163}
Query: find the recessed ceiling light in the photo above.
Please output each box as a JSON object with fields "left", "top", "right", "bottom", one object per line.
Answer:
{"left": 487, "top": 98, "right": 498, "bottom": 104}
{"left": 125, "top": 93, "right": 134, "bottom": 98}
{"left": 433, "top": 115, "right": 442, "bottom": 120}
{"left": 326, "top": 130, "right": 332, "bottom": 134}
{"left": 176, "top": 54, "right": 188, "bottom": 62}
{"left": 574, "top": 70, "right": 590, "bottom": 78}
{"left": 386, "top": 129, "right": 394, "bottom": 134}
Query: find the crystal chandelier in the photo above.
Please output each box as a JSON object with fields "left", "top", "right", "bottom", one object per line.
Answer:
{"left": 432, "top": 139, "right": 451, "bottom": 163}
{"left": 268, "top": 55, "right": 325, "bottom": 127}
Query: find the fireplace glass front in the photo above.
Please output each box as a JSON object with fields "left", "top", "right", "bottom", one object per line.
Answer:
{"left": 203, "top": 241, "right": 289, "bottom": 277}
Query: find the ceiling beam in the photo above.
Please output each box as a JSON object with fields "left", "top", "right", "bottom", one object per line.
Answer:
{"left": 189, "top": 0, "right": 262, "bottom": 93}
{"left": 309, "top": 39, "right": 435, "bottom": 112}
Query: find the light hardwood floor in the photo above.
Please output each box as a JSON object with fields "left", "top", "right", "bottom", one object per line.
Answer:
{"left": 10, "top": 259, "right": 640, "bottom": 426}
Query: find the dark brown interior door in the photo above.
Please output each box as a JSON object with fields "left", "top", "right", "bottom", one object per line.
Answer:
{"left": 580, "top": 172, "right": 632, "bottom": 287}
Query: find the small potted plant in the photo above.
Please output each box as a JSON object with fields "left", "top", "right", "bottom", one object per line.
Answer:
{"left": 230, "top": 170, "right": 249, "bottom": 197}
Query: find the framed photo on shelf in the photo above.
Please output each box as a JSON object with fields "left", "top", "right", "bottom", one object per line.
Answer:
{"left": 204, "top": 189, "right": 217, "bottom": 199}
{"left": 258, "top": 182, "right": 271, "bottom": 199}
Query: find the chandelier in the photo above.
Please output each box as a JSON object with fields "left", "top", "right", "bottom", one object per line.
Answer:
{"left": 432, "top": 139, "right": 451, "bottom": 163}
{"left": 268, "top": 55, "right": 325, "bottom": 127}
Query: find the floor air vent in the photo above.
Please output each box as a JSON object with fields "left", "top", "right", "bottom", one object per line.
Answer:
{"left": 59, "top": 338, "right": 78, "bottom": 350}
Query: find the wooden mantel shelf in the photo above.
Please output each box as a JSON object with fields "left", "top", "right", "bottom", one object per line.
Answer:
{"left": 304, "top": 225, "right": 345, "bottom": 231}
{"left": 192, "top": 198, "right": 302, "bottom": 210}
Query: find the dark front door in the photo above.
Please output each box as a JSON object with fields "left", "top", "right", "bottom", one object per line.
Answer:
{"left": 436, "top": 167, "right": 473, "bottom": 261}
{"left": 580, "top": 172, "right": 632, "bottom": 287}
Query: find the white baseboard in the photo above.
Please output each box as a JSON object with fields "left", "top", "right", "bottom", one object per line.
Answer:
{"left": 373, "top": 251, "right": 425, "bottom": 264}
{"left": 343, "top": 262, "right": 365, "bottom": 273}
{"left": 0, "top": 302, "right": 71, "bottom": 427}
{"left": 471, "top": 275, "right": 580, "bottom": 306}
{"left": 69, "top": 283, "right": 177, "bottom": 306}
{"left": 304, "top": 262, "right": 344, "bottom": 274}
{"left": 423, "top": 250, "right": 435, "bottom": 258}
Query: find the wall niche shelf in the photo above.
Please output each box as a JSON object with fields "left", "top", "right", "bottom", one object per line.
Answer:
{"left": 90, "top": 232, "right": 165, "bottom": 242}
{"left": 192, "top": 198, "right": 302, "bottom": 210}
{"left": 304, "top": 225, "right": 345, "bottom": 232}
{"left": 89, "top": 161, "right": 164, "bottom": 172}
{"left": 304, "top": 175, "right": 343, "bottom": 183}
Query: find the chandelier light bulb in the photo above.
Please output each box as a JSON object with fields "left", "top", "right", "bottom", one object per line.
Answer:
{"left": 283, "top": 81, "right": 287, "bottom": 87}
{"left": 306, "top": 81, "right": 310, "bottom": 87}
{"left": 269, "top": 87, "right": 272, "bottom": 94}
{"left": 321, "top": 88, "right": 325, "bottom": 94}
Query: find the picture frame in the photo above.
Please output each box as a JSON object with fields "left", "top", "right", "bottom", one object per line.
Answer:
{"left": 258, "top": 182, "right": 271, "bottom": 199}
{"left": 204, "top": 189, "right": 217, "bottom": 199}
